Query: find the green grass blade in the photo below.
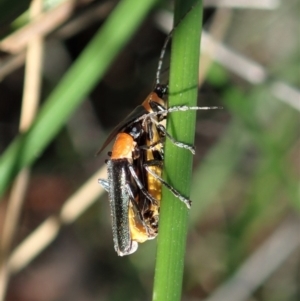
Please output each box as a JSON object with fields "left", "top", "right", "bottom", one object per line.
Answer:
{"left": 153, "top": 1, "right": 202, "bottom": 300}
{"left": 0, "top": 0, "right": 158, "bottom": 197}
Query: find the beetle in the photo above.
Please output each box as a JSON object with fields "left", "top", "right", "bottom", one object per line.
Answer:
{"left": 99, "top": 126, "right": 159, "bottom": 255}
{"left": 98, "top": 12, "right": 222, "bottom": 256}
{"left": 98, "top": 82, "right": 220, "bottom": 255}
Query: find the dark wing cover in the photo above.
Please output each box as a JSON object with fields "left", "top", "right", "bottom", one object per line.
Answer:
{"left": 96, "top": 105, "right": 149, "bottom": 155}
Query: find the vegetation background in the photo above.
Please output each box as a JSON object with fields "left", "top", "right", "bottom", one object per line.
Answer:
{"left": 0, "top": 0, "right": 299, "bottom": 300}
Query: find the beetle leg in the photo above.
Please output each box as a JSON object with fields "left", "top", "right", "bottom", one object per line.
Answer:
{"left": 128, "top": 164, "right": 159, "bottom": 206}
{"left": 143, "top": 163, "right": 192, "bottom": 209}
{"left": 156, "top": 123, "right": 195, "bottom": 154}
{"left": 138, "top": 138, "right": 165, "bottom": 151}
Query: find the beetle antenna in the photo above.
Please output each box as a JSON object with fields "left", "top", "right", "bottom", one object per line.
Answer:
{"left": 155, "top": 5, "right": 196, "bottom": 86}
{"left": 155, "top": 29, "right": 173, "bottom": 86}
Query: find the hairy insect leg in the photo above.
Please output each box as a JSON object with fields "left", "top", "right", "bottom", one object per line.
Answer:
{"left": 128, "top": 164, "right": 159, "bottom": 206}
{"left": 125, "top": 183, "right": 148, "bottom": 226}
{"left": 143, "top": 162, "right": 192, "bottom": 209}
{"left": 138, "top": 138, "right": 165, "bottom": 151}
{"left": 156, "top": 123, "right": 195, "bottom": 154}
{"left": 136, "top": 106, "right": 222, "bottom": 124}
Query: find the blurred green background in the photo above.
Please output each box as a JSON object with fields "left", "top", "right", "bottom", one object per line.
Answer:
{"left": 0, "top": 0, "right": 299, "bottom": 301}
